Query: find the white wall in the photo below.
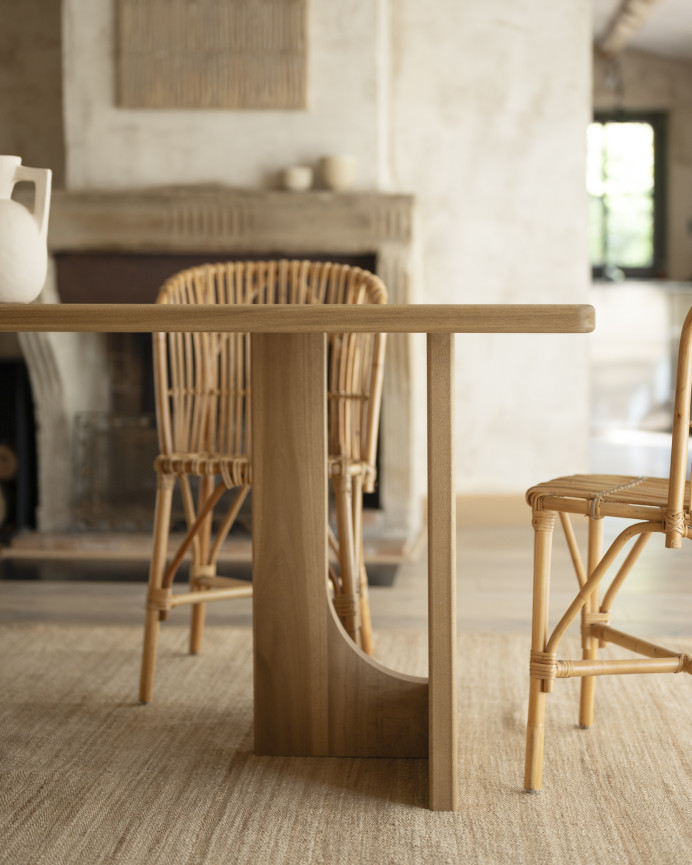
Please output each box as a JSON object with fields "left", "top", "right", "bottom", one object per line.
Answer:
{"left": 62, "top": 0, "right": 593, "bottom": 497}
{"left": 390, "top": 0, "right": 593, "bottom": 493}
{"left": 63, "top": 0, "right": 386, "bottom": 190}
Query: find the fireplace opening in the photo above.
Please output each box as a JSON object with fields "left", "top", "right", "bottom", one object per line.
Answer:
{"left": 57, "top": 252, "right": 382, "bottom": 532}
{"left": 0, "top": 360, "right": 38, "bottom": 539}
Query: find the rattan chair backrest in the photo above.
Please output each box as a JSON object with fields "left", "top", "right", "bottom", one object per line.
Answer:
{"left": 666, "top": 304, "right": 692, "bottom": 547}
{"left": 153, "top": 260, "right": 387, "bottom": 480}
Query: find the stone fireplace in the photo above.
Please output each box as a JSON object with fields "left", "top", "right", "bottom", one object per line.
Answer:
{"left": 20, "top": 187, "right": 423, "bottom": 544}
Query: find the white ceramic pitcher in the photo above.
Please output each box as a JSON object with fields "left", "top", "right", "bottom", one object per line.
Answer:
{"left": 0, "top": 155, "right": 52, "bottom": 303}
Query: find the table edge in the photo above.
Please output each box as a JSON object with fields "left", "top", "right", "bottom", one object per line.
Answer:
{"left": 0, "top": 303, "right": 595, "bottom": 334}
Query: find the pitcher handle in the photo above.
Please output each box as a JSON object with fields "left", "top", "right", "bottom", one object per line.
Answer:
{"left": 13, "top": 165, "right": 52, "bottom": 242}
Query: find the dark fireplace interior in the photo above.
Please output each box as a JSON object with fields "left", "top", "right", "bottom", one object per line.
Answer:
{"left": 55, "top": 251, "right": 381, "bottom": 532}
{"left": 0, "top": 361, "right": 38, "bottom": 539}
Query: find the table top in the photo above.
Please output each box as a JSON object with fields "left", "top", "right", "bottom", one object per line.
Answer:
{"left": 0, "top": 303, "right": 595, "bottom": 333}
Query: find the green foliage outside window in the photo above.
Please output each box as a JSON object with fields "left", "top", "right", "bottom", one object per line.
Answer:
{"left": 587, "top": 120, "right": 656, "bottom": 273}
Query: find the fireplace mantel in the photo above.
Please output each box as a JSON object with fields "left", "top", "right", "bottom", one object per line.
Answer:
{"left": 22, "top": 187, "right": 423, "bottom": 543}
{"left": 49, "top": 188, "right": 415, "bottom": 255}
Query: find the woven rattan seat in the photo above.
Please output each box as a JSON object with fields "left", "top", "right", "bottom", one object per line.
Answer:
{"left": 154, "top": 454, "right": 373, "bottom": 486}
{"left": 527, "top": 474, "right": 692, "bottom": 521}
{"left": 524, "top": 305, "right": 692, "bottom": 792}
{"left": 140, "top": 260, "right": 387, "bottom": 704}
{"left": 154, "top": 454, "right": 252, "bottom": 487}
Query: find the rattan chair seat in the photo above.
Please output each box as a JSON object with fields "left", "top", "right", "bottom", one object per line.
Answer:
{"left": 155, "top": 453, "right": 373, "bottom": 486}
{"left": 155, "top": 454, "right": 252, "bottom": 486}
{"left": 527, "top": 473, "right": 691, "bottom": 523}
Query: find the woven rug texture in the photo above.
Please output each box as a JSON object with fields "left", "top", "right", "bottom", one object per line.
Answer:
{"left": 2, "top": 624, "right": 692, "bottom": 865}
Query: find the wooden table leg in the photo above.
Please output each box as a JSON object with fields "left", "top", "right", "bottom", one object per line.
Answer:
{"left": 251, "top": 332, "right": 330, "bottom": 755}
{"left": 427, "top": 333, "right": 458, "bottom": 811}
{"left": 251, "top": 332, "right": 429, "bottom": 762}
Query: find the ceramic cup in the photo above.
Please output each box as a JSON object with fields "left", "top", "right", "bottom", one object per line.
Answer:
{"left": 281, "top": 165, "right": 313, "bottom": 191}
{"left": 318, "top": 155, "right": 357, "bottom": 191}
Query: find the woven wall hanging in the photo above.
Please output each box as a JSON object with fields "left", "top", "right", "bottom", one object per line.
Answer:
{"left": 117, "top": 0, "right": 308, "bottom": 109}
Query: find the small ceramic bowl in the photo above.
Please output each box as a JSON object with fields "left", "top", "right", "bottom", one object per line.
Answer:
{"left": 318, "top": 155, "right": 357, "bottom": 191}
{"left": 281, "top": 165, "right": 313, "bottom": 191}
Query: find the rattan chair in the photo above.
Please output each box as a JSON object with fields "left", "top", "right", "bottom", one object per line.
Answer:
{"left": 139, "top": 260, "right": 387, "bottom": 703}
{"left": 524, "top": 304, "right": 692, "bottom": 792}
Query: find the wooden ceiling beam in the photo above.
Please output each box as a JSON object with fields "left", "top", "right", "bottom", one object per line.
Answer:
{"left": 598, "top": 0, "right": 663, "bottom": 57}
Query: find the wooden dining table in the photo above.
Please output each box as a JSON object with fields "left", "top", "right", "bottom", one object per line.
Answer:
{"left": 0, "top": 301, "right": 594, "bottom": 811}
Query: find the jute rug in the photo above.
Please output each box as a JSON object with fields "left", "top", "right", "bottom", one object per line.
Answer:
{"left": 2, "top": 624, "right": 692, "bottom": 865}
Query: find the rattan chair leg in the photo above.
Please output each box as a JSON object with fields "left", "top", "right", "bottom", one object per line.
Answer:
{"left": 190, "top": 475, "right": 215, "bottom": 655}
{"left": 140, "top": 609, "right": 161, "bottom": 705}
{"left": 525, "top": 679, "right": 547, "bottom": 793}
{"left": 359, "top": 560, "right": 373, "bottom": 655}
{"left": 525, "top": 509, "right": 556, "bottom": 792}
{"left": 189, "top": 600, "right": 206, "bottom": 655}
{"left": 140, "top": 474, "right": 175, "bottom": 704}
{"left": 333, "top": 473, "right": 361, "bottom": 645}
{"left": 579, "top": 517, "right": 604, "bottom": 729}
{"left": 351, "top": 472, "right": 374, "bottom": 655}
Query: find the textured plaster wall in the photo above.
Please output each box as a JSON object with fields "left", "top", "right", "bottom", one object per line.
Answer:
{"left": 390, "top": 0, "right": 592, "bottom": 493}
{"left": 0, "top": 0, "right": 65, "bottom": 186}
{"left": 593, "top": 49, "right": 692, "bottom": 282}
{"left": 61, "top": 0, "right": 593, "bottom": 496}
{"left": 62, "top": 0, "right": 385, "bottom": 190}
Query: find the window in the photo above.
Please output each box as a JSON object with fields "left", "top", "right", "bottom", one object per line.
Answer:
{"left": 587, "top": 112, "right": 666, "bottom": 278}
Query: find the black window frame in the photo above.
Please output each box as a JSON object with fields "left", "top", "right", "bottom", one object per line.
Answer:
{"left": 590, "top": 110, "right": 667, "bottom": 280}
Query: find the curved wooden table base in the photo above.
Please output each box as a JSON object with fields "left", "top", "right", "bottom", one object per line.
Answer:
{"left": 327, "top": 602, "right": 429, "bottom": 759}
{"left": 1, "top": 301, "right": 595, "bottom": 812}
{"left": 251, "top": 331, "right": 457, "bottom": 807}
{"left": 251, "top": 333, "right": 428, "bottom": 761}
